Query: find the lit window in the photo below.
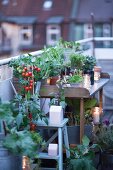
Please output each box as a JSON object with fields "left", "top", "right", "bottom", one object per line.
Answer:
{"left": 46, "top": 25, "right": 61, "bottom": 46}
{"left": 43, "top": 0, "right": 52, "bottom": 10}
{"left": 19, "top": 25, "right": 33, "bottom": 45}
{"left": 2, "top": 0, "right": 9, "bottom": 5}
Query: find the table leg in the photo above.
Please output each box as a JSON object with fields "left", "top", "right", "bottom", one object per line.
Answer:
{"left": 58, "top": 127, "right": 63, "bottom": 170}
{"left": 80, "top": 98, "right": 84, "bottom": 143}
{"left": 63, "top": 125, "right": 70, "bottom": 158}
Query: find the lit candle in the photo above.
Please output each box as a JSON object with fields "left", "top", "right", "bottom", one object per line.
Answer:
{"left": 83, "top": 74, "right": 91, "bottom": 90}
{"left": 92, "top": 107, "right": 100, "bottom": 124}
{"left": 22, "top": 156, "right": 30, "bottom": 170}
{"left": 94, "top": 66, "right": 101, "bottom": 81}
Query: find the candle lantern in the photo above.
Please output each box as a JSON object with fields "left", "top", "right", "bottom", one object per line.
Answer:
{"left": 83, "top": 74, "right": 91, "bottom": 90}
{"left": 22, "top": 156, "right": 31, "bottom": 170}
{"left": 94, "top": 66, "right": 101, "bottom": 81}
{"left": 92, "top": 107, "right": 100, "bottom": 124}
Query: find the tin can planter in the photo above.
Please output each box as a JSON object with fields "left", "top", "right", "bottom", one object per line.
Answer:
{"left": 67, "top": 125, "right": 93, "bottom": 144}
{"left": 101, "top": 151, "right": 113, "bottom": 170}
{"left": 0, "top": 146, "right": 22, "bottom": 170}
{"left": 50, "top": 76, "right": 59, "bottom": 85}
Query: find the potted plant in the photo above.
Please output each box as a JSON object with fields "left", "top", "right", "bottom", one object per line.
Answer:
{"left": 0, "top": 94, "right": 46, "bottom": 170}
{"left": 58, "top": 38, "right": 81, "bottom": 64}
{"left": 83, "top": 55, "right": 96, "bottom": 73}
{"left": 9, "top": 53, "right": 48, "bottom": 95}
{"left": 69, "top": 52, "right": 85, "bottom": 73}
{"left": 67, "top": 73, "right": 83, "bottom": 86}
{"left": 93, "top": 119, "right": 113, "bottom": 169}
{"left": 83, "top": 55, "right": 96, "bottom": 85}
{"left": 40, "top": 45, "right": 64, "bottom": 85}
{"left": 65, "top": 135, "right": 98, "bottom": 170}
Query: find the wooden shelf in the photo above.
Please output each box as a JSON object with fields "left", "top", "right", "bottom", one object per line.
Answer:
{"left": 38, "top": 152, "right": 59, "bottom": 160}
{"left": 39, "top": 73, "right": 110, "bottom": 143}
{"left": 40, "top": 77, "right": 109, "bottom": 98}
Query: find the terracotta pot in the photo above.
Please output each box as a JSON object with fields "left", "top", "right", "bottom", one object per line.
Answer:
{"left": 50, "top": 76, "right": 59, "bottom": 85}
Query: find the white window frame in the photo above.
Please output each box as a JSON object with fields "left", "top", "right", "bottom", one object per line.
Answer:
{"left": 84, "top": 24, "right": 93, "bottom": 38}
{"left": 46, "top": 25, "right": 61, "bottom": 46}
{"left": 19, "top": 25, "right": 33, "bottom": 45}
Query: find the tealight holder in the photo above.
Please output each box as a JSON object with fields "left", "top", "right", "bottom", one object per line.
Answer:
{"left": 94, "top": 66, "right": 101, "bottom": 81}
{"left": 92, "top": 107, "right": 101, "bottom": 124}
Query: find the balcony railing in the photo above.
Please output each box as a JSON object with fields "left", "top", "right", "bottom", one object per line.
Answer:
{"left": 0, "top": 37, "right": 113, "bottom": 102}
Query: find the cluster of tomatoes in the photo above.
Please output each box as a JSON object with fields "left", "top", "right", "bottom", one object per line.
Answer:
{"left": 28, "top": 113, "right": 36, "bottom": 131}
{"left": 17, "top": 65, "right": 41, "bottom": 92}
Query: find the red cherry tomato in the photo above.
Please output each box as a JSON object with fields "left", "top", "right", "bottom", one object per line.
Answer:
{"left": 28, "top": 72, "right": 32, "bottom": 76}
{"left": 25, "top": 86, "right": 29, "bottom": 91}
{"left": 30, "top": 123, "right": 36, "bottom": 131}
{"left": 29, "top": 86, "right": 33, "bottom": 90}
{"left": 22, "top": 72, "right": 25, "bottom": 77}
{"left": 37, "top": 68, "right": 41, "bottom": 72}
{"left": 30, "top": 83, "right": 33, "bottom": 87}
{"left": 30, "top": 80, "right": 33, "bottom": 83}
{"left": 24, "top": 67, "right": 27, "bottom": 71}
{"left": 25, "top": 72, "right": 29, "bottom": 77}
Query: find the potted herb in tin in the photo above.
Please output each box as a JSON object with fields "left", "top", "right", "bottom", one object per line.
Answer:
{"left": 65, "top": 135, "right": 98, "bottom": 170}
{"left": 40, "top": 46, "right": 64, "bottom": 85}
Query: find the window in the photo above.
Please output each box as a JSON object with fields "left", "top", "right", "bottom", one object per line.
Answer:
{"left": 19, "top": 25, "right": 33, "bottom": 45}
{"left": 43, "top": 0, "right": 53, "bottom": 10}
{"left": 2, "top": 0, "right": 9, "bottom": 5}
{"left": 103, "top": 24, "right": 111, "bottom": 47}
{"left": 103, "top": 24, "right": 111, "bottom": 37}
{"left": 84, "top": 24, "right": 93, "bottom": 38}
{"left": 46, "top": 25, "right": 61, "bottom": 46}
{"left": 74, "top": 24, "right": 84, "bottom": 40}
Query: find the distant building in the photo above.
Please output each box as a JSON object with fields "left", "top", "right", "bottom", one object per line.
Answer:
{"left": 0, "top": 0, "right": 113, "bottom": 57}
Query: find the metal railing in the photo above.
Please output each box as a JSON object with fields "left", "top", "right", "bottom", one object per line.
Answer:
{"left": 0, "top": 37, "right": 113, "bottom": 102}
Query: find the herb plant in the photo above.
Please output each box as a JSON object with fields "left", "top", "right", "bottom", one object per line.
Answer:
{"left": 65, "top": 136, "right": 98, "bottom": 170}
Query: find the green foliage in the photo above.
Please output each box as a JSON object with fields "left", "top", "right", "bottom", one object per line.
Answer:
{"left": 3, "top": 130, "right": 42, "bottom": 159}
{"left": 66, "top": 98, "right": 97, "bottom": 125}
{"left": 93, "top": 123, "right": 113, "bottom": 152}
{"left": 9, "top": 54, "right": 47, "bottom": 81}
{"left": 83, "top": 55, "right": 96, "bottom": 72}
{"left": 58, "top": 38, "right": 80, "bottom": 50}
{"left": 40, "top": 46, "right": 64, "bottom": 77}
{"left": 68, "top": 74, "right": 83, "bottom": 84}
{"left": 66, "top": 136, "right": 98, "bottom": 170}
{"left": 0, "top": 95, "right": 46, "bottom": 159}
{"left": 70, "top": 53, "right": 85, "bottom": 71}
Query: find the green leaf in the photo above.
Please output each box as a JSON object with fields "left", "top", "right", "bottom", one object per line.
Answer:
{"left": 82, "top": 135, "right": 90, "bottom": 146}
{"left": 16, "top": 113, "right": 23, "bottom": 129}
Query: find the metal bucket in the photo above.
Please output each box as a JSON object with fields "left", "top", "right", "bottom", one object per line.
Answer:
{"left": 0, "top": 146, "right": 22, "bottom": 170}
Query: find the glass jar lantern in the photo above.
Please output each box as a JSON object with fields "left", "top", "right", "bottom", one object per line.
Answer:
{"left": 94, "top": 66, "right": 101, "bottom": 81}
